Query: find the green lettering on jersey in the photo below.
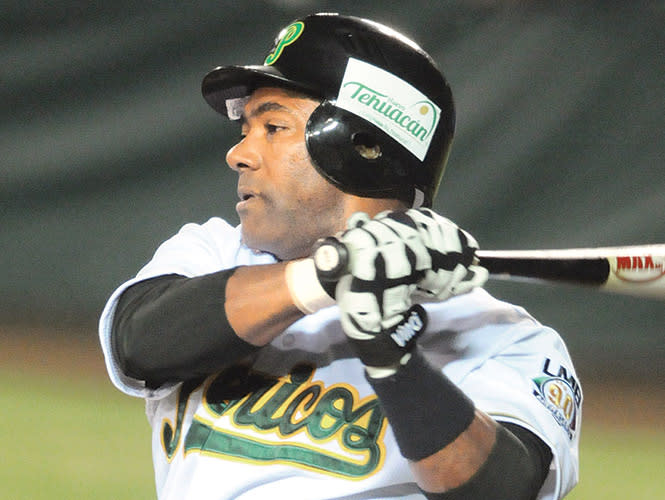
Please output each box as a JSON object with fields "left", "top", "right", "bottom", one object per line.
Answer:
{"left": 161, "top": 377, "right": 205, "bottom": 460}
{"left": 161, "top": 364, "right": 387, "bottom": 478}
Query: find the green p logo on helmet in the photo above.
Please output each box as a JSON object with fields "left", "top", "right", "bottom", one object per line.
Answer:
{"left": 264, "top": 21, "right": 304, "bottom": 65}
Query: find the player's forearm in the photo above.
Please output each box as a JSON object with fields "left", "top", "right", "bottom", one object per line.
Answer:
{"left": 411, "top": 419, "right": 551, "bottom": 500}
{"left": 409, "top": 411, "right": 497, "bottom": 492}
{"left": 225, "top": 263, "right": 305, "bottom": 345}
{"left": 366, "top": 348, "right": 550, "bottom": 499}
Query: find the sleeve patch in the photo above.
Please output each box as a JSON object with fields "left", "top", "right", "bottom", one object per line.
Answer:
{"left": 532, "top": 358, "right": 582, "bottom": 440}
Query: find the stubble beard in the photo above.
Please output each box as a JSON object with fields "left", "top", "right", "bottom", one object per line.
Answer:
{"left": 240, "top": 196, "right": 346, "bottom": 261}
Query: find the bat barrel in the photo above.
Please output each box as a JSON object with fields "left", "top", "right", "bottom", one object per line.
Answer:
{"left": 477, "top": 254, "right": 610, "bottom": 286}
{"left": 477, "top": 245, "right": 665, "bottom": 299}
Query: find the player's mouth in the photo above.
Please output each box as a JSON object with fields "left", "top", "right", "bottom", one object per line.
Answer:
{"left": 236, "top": 189, "right": 260, "bottom": 210}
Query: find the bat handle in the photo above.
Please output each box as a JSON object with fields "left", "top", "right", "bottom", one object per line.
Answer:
{"left": 312, "top": 237, "right": 349, "bottom": 281}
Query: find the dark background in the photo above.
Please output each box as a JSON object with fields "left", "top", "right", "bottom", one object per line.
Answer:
{"left": 3, "top": 0, "right": 664, "bottom": 381}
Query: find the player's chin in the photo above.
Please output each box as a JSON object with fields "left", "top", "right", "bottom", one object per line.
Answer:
{"left": 238, "top": 207, "right": 263, "bottom": 237}
{"left": 240, "top": 221, "right": 279, "bottom": 255}
{"left": 240, "top": 222, "right": 308, "bottom": 260}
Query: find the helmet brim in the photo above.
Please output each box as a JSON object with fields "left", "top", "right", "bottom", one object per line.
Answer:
{"left": 201, "top": 65, "right": 323, "bottom": 118}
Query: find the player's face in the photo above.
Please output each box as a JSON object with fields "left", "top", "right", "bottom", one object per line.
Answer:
{"left": 226, "top": 87, "right": 346, "bottom": 260}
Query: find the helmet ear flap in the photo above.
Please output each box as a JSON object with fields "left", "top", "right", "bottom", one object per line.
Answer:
{"left": 305, "top": 101, "right": 419, "bottom": 204}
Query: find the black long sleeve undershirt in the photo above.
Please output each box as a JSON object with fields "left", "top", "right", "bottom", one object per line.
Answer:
{"left": 111, "top": 270, "right": 258, "bottom": 388}
{"left": 502, "top": 422, "right": 553, "bottom": 493}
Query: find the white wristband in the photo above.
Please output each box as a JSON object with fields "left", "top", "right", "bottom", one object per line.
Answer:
{"left": 285, "top": 258, "right": 336, "bottom": 314}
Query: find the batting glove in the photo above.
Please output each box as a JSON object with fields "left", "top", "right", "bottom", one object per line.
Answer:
{"left": 403, "top": 208, "right": 489, "bottom": 302}
{"left": 334, "top": 212, "right": 430, "bottom": 369}
{"left": 284, "top": 210, "right": 431, "bottom": 316}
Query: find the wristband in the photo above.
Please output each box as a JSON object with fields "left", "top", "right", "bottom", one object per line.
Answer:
{"left": 366, "top": 347, "right": 476, "bottom": 462}
{"left": 285, "top": 258, "right": 336, "bottom": 314}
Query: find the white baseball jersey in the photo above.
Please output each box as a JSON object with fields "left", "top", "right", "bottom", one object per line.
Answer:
{"left": 99, "top": 217, "right": 581, "bottom": 500}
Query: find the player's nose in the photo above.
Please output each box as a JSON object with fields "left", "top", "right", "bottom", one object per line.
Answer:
{"left": 226, "top": 138, "right": 260, "bottom": 172}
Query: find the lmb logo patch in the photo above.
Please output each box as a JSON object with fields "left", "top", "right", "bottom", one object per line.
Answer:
{"left": 532, "top": 358, "right": 582, "bottom": 440}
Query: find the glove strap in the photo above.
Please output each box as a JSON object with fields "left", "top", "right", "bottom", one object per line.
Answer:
{"left": 350, "top": 305, "right": 428, "bottom": 368}
{"left": 285, "top": 258, "right": 336, "bottom": 314}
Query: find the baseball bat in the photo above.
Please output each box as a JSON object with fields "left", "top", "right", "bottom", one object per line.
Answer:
{"left": 313, "top": 240, "right": 665, "bottom": 299}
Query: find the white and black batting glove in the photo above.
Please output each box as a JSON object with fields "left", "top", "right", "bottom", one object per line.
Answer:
{"left": 333, "top": 212, "right": 431, "bottom": 370}
{"left": 405, "top": 208, "right": 489, "bottom": 302}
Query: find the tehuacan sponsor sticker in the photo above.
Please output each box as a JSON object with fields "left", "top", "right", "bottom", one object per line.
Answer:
{"left": 336, "top": 58, "right": 440, "bottom": 161}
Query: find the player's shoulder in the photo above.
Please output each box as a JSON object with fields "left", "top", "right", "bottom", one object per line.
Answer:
{"left": 424, "top": 288, "right": 539, "bottom": 329}
{"left": 152, "top": 216, "right": 241, "bottom": 264}
{"left": 139, "top": 217, "right": 275, "bottom": 278}
{"left": 173, "top": 217, "right": 273, "bottom": 262}
{"left": 421, "top": 288, "right": 563, "bottom": 354}
{"left": 175, "top": 216, "right": 237, "bottom": 240}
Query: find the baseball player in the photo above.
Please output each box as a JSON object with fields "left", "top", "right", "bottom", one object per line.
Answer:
{"left": 99, "top": 13, "right": 580, "bottom": 500}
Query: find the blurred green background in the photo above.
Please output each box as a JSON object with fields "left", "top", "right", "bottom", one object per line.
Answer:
{"left": 3, "top": 0, "right": 664, "bottom": 498}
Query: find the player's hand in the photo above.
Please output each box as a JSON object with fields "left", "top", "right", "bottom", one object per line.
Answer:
{"left": 334, "top": 212, "right": 429, "bottom": 369}
{"left": 403, "top": 208, "right": 489, "bottom": 302}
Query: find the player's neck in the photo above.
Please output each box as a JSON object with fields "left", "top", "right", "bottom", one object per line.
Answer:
{"left": 342, "top": 195, "right": 408, "bottom": 220}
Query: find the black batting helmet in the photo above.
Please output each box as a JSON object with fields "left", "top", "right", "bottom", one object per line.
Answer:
{"left": 202, "top": 13, "right": 455, "bottom": 207}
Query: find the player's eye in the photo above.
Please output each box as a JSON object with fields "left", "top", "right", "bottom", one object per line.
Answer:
{"left": 265, "top": 123, "right": 284, "bottom": 135}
